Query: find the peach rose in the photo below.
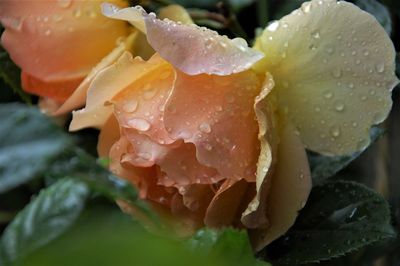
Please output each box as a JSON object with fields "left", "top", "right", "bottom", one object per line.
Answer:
{"left": 70, "top": 1, "right": 398, "bottom": 250}
{"left": 0, "top": 0, "right": 130, "bottom": 106}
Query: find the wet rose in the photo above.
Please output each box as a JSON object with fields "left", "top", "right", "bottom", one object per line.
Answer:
{"left": 0, "top": 0, "right": 129, "bottom": 105}
{"left": 70, "top": 0, "right": 398, "bottom": 250}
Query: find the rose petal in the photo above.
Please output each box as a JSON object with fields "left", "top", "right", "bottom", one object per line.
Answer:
{"left": 55, "top": 33, "right": 136, "bottom": 115}
{"left": 98, "top": 115, "right": 120, "bottom": 158}
{"left": 242, "top": 73, "right": 278, "bottom": 229}
{"left": 21, "top": 72, "right": 83, "bottom": 103}
{"left": 0, "top": 0, "right": 129, "bottom": 82}
{"left": 205, "top": 179, "right": 253, "bottom": 227}
{"left": 112, "top": 63, "right": 175, "bottom": 145}
{"left": 164, "top": 71, "right": 261, "bottom": 182}
{"left": 102, "top": 4, "right": 264, "bottom": 75}
{"left": 70, "top": 52, "right": 167, "bottom": 131}
{"left": 250, "top": 120, "right": 312, "bottom": 251}
{"left": 254, "top": 0, "right": 398, "bottom": 155}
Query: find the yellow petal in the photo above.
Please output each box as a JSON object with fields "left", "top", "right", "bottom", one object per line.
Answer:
{"left": 250, "top": 119, "right": 312, "bottom": 251}
{"left": 242, "top": 72, "right": 277, "bottom": 229}
{"left": 254, "top": 0, "right": 398, "bottom": 155}
{"left": 69, "top": 52, "right": 167, "bottom": 131}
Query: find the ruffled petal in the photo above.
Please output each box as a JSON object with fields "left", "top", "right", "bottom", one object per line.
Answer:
{"left": 0, "top": 0, "right": 129, "bottom": 82}
{"left": 250, "top": 120, "right": 312, "bottom": 251}
{"left": 242, "top": 73, "right": 278, "bottom": 229}
{"left": 254, "top": 0, "right": 398, "bottom": 155}
{"left": 102, "top": 3, "right": 264, "bottom": 75}
{"left": 70, "top": 52, "right": 167, "bottom": 131}
{"left": 164, "top": 71, "right": 261, "bottom": 182}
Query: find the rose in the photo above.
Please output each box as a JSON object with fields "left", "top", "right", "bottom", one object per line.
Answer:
{"left": 0, "top": 0, "right": 130, "bottom": 106}
{"left": 70, "top": 0, "right": 398, "bottom": 250}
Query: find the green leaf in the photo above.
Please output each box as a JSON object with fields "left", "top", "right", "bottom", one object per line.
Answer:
{"left": 0, "top": 103, "right": 69, "bottom": 193}
{"left": 353, "top": 0, "right": 392, "bottom": 35}
{"left": 17, "top": 207, "right": 266, "bottom": 266}
{"left": 0, "top": 178, "right": 89, "bottom": 265}
{"left": 309, "top": 127, "right": 384, "bottom": 184}
{"left": 259, "top": 181, "right": 396, "bottom": 264}
{"left": 189, "top": 228, "right": 270, "bottom": 266}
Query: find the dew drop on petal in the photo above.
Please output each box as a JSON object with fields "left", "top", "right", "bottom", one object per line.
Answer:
{"left": 330, "top": 126, "right": 341, "bottom": 138}
{"left": 267, "top": 21, "right": 280, "bottom": 32}
{"left": 311, "top": 30, "right": 320, "bottom": 39}
{"left": 335, "top": 102, "right": 345, "bottom": 112}
{"left": 57, "top": 0, "right": 71, "bottom": 8}
{"left": 123, "top": 100, "right": 138, "bottom": 113}
{"left": 199, "top": 123, "right": 211, "bottom": 133}
{"left": 331, "top": 68, "right": 342, "bottom": 78}
{"left": 127, "top": 118, "right": 151, "bottom": 131}
{"left": 375, "top": 63, "right": 385, "bottom": 73}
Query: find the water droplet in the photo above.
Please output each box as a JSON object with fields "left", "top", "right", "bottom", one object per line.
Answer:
{"left": 216, "top": 105, "right": 223, "bottom": 112}
{"left": 204, "top": 143, "right": 213, "bottom": 151}
{"left": 363, "top": 50, "right": 370, "bottom": 56}
{"left": 87, "top": 10, "right": 97, "bottom": 18}
{"left": 332, "top": 69, "right": 342, "bottom": 78}
{"left": 44, "top": 29, "right": 51, "bottom": 36}
{"left": 199, "top": 123, "right": 211, "bottom": 133}
{"left": 309, "top": 44, "right": 317, "bottom": 51}
{"left": 311, "top": 30, "right": 320, "bottom": 39}
{"left": 375, "top": 63, "right": 385, "bottom": 73}
{"left": 57, "top": 0, "right": 71, "bottom": 8}
{"left": 52, "top": 14, "right": 63, "bottom": 22}
{"left": 325, "top": 46, "right": 334, "bottom": 54}
{"left": 301, "top": 2, "right": 312, "bottom": 13}
{"left": 122, "top": 100, "right": 138, "bottom": 113}
{"left": 267, "top": 21, "right": 279, "bottom": 32}
{"left": 127, "top": 118, "right": 151, "bottom": 131}
{"left": 348, "top": 82, "right": 354, "bottom": 89}
{"left": 138, "top": 152, "right": 151, "bottom": 160}
{"left": 225, "top": 95, "right": 235, "bottom": 103}
{"left": 143, "top": 87, "right": 157, "bottom": 100}
{"left": 352, "top": 121, "right": 358, "bottom": 128}
{"left": 73, "top": 7, "right": 82, "bottom": 18}
{"left": 330, "top": 126, "right": 341, "bottom": 137}
{"left": 324, "top": 91, "right": 333, "bottom": 99}
{"left": 159, "top": 70, "right": 171, "bottom": 79}
{"left": 335, "top": 102, "right": 345, "bottom": 112}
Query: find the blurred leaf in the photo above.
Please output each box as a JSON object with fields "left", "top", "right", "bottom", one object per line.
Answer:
{"left": 0, "top": 103, "right": 69, "bottom": 193}
{"left": 173, "top": 0, "right": 255, "bottom": 11}
{"left": 353, "top": 0, "right": 392, "bottom": 35}
{"left": 308, "top": 127, "right": 384, "bottom": 184}
{"left": 0, "top": 178, "right": 89, "bottom": 265}
{"left": 259, "top": 181, "right": 396, "bottom": 264}
{"left": 17, "top": 207, "right": 266, "bottom": 266}
{"left": 189, "top": 228, "right": 270, "bottom": 266}
{"left": 270, "top": 0, "right": 306, "bottom": 20}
